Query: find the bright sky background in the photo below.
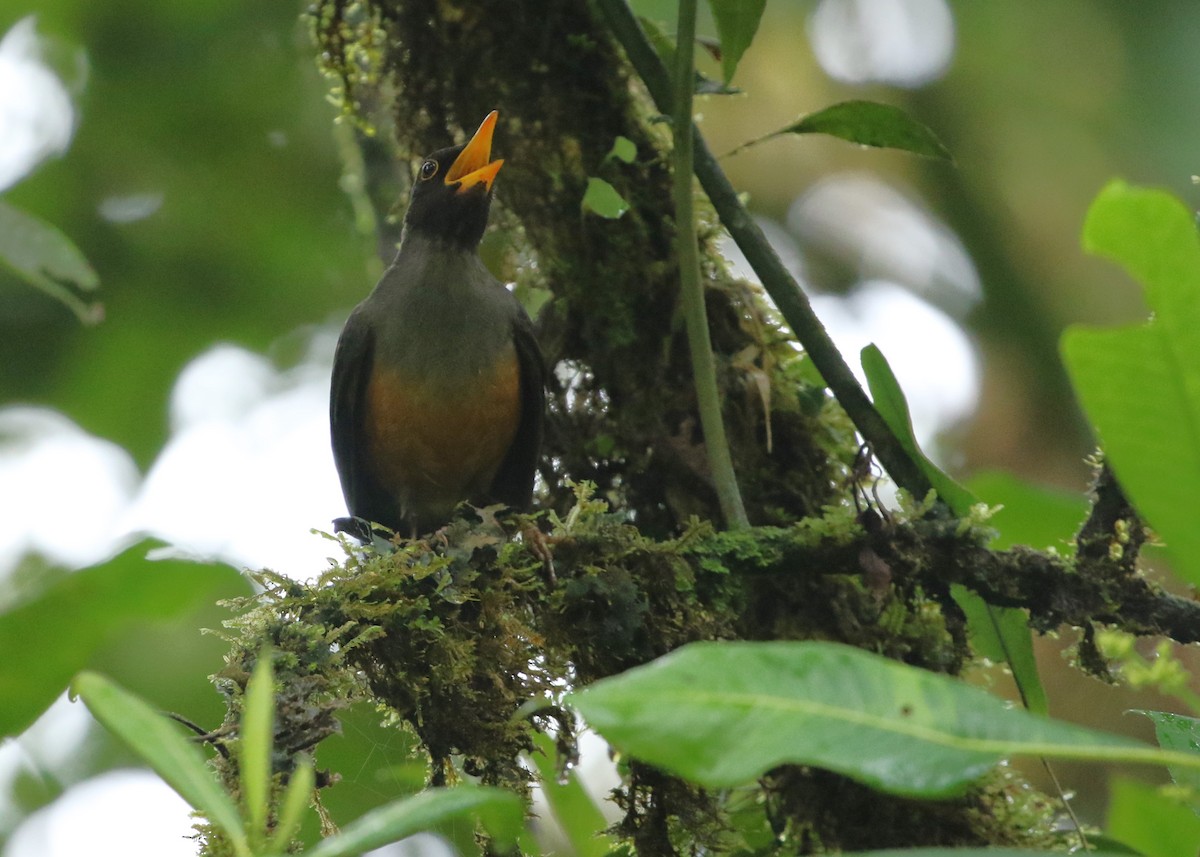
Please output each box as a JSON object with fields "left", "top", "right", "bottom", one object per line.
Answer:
{"left": 0, "top": 2, "right": 966, "bottom": 854}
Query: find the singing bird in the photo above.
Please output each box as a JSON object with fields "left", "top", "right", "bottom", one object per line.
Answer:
{"left": 330, "top": 111, "right": 544, "bottom": 539}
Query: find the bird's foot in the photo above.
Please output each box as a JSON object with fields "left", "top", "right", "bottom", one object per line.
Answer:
{"left": 521, "top": 525, "right": 557, "bottom": 587}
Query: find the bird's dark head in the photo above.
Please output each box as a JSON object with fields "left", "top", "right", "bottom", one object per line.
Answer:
{"left": 402, "top": 110, "right": 504, "bottom": 249}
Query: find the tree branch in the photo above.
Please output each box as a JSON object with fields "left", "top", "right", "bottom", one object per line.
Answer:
{"left": 593, "top": 0, "right": 933, "bottom": 500}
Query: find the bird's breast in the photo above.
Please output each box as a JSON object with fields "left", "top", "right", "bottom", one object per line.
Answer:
{"left": 364, "top": 341, "right": 522, "bottom": 518}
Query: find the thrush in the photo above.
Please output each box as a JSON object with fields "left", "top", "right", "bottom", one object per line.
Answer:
{"left": 330, "top": 111, "right": 544, "bottom": 539}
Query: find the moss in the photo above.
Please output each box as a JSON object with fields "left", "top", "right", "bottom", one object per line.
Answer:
{"left": 203, "top": 496, "right": 1071, "bottom": 855}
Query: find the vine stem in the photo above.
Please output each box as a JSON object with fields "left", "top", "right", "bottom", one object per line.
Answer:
{"left": 594, "top": 0, "right": 932, "bottom": 501}
{"left": 670, "top": 0, "right": 749, "bottom": 530}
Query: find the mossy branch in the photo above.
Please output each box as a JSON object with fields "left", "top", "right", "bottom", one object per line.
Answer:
{"left": 594, "top": 0, "right": 933, "bottom": 500}
{"left": 670, "top": 0, "right": 749, "bottom": 531}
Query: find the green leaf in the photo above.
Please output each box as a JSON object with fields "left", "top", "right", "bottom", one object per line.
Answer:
{"left": 268, "top": 755, "right": 315, "bottom": 855}
{"left": 1107, "top": 776, "right": 1200, "bottom": 857}
{"left": 708, "top": 0, "right": 766, "bottom": 83}
{"left": 242, "top": 648, "right": 275, "bottom": 850}
{"left": 0, "top": 200, "right": 103, "bottom": 324}
{"left": 1135, "top": 711, "right": 1200, "bottom": 800}
{"left": 861, "top": 345, "right": 1048, "bottom": 713}
{"left": 1061, "top": 180, "right": 1200, "bottom": 587}
{"left": 949, "top": 586, "right": 1047, "bottom": 715}
{"left": 304, "top": 787, "right": 525, "bottom": 857}
{"left": 605, "top": 135, "right": 637, "bottom": 164}
{"left": 0, "top": 540, "right": 244, "bottom": 737}
{"left": 73, "top": 671, "right": 250, "bottom": 857}
{"left": 581, "top": 177, "right": 630, "bottom": 219}
{"left": 732, "top": 100, "right": 952, "bottom": 160}
{"left": 570, "top": 641, "right": 1183, "bottom": 796}
{"left": 861, "top": 343, "right": 976, "bottom": 513}
{"left": 529, "top": 731, "right": 611, "bottom": 857}
{"left": 967, "top": 470, "right": 1088, "bottom": 554}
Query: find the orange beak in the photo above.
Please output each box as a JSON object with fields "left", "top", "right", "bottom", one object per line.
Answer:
{"left": 445, "top": 110, "right": 504, "bottom": 194}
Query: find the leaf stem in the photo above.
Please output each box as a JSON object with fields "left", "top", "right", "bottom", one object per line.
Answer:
{"left": 670, "top": 0, "right": 749, "bottom": 530}
{"left": 594, "top": 0, "right": 932, "bottom": 501}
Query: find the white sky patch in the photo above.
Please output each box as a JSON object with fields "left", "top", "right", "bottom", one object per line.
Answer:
{"left": 811, "top": 279, "right": 979, "bottom": 449}
{"left": 121, "top": 337, "right": 347, "bottom": 580}
{"left": 720, "top": 210, "right": 980, "bottom": 455}
{"left": 0, "top": 16, "right": 75, "bottom": 192}
{"left": 788, "top": 172, "right": 981, "bottom": 319}
{"left": 808, "top": 0, "right": 955, "bottom": 87}
{"left": 0, "top": 407, "right": 139, "bottom": 580}
{"left": 5, "top": 769, "right": 196, "bottom": 857}
{"left": 0, "top": 694, "right": 93, "bottom": 832}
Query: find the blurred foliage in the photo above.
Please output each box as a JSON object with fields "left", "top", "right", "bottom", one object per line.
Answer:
{"left": 0, "top": 0, "right": 368, "bottom": 468}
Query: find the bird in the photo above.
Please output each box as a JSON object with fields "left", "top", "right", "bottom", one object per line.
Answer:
{"left": 329, "top": 110, "right": 544, "bottom": 540}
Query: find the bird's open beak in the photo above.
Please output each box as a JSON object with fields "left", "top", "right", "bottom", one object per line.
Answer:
{"left": 445, "top": 110, "right": 504, "bottom": 194}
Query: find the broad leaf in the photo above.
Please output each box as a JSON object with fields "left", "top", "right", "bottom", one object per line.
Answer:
{"left": 1135, "top": 710, "right": 1200, "bottom": 802}
{"left": 304, "top": 787, "right": 525, "bottom": 857}
{"left": 570, "top": 641, "right": 1183, "bottom": 797}
{"left": 732, "top": 101, "right": 951, "bottom": 160}
{"left": 708, "top": 0, "right": 766, "bottom": 83}
{"left": 73, "top": 671, "right": 250, "bottom": 856}
{"left": 1107, "top": 776, "right": 1200, "bottom": 857}
{"left": 581, "top": 177, "right": 630, "bottom": 219}
{"left": 1061, "top": 180, "right": 1200, "bottom": 587}
{"left": 0, "top": 540, "right": 243, "bottom": 737}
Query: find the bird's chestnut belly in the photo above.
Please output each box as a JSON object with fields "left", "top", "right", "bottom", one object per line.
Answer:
{"left": 364, "top": 345, "right": 521, "bottom": 520}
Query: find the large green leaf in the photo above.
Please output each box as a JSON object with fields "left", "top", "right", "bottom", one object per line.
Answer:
{"left": 570, "top": 641, "right": 1199, "bottom": 797}
{"left": 731, "top": 101, "right": 952, "bottom": 160}
{"left": 0, "top": 540, "right": 243, "bottom": 737}
{"left": 862, "top": 344, "right": 1046, "bottom": 713}
{"left": 1135, "top": 710, "right": 1200, "bottom": 801}
{"left": 73, "top": 671, "right": 250, "bottom": 857}
{"left": 1061, "top": 180, "right": 1200, "bottom": 587}
{"left": 708, "top": 0, "right": 766, "bottom": 83}
{"left": 1107, "top": 776, "right": 1200, "bottom": 857}
{"left": 303, "top": 787, "right": 525, "bottom": 857}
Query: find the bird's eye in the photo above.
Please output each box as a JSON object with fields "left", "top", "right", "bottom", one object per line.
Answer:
{"left": 418, "top": 159, "right": 438, "bottom": 181}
